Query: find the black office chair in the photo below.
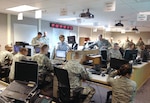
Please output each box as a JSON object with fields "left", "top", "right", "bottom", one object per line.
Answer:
{"left": 106, "top": 91, "right": 112, "bottom": 103}
{"left": 54, "top": 67, "right": 85, "bottom": 103}
{"left": 101, "top": 50, "right": 108, "bottom": 68}
{"left": 0, "top": 66, "right": 10, "bottom": 83}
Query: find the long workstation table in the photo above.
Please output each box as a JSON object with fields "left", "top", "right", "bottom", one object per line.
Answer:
{"left": 53, "top": 49, "right": 150, "bottom": 97}
{"left": 89, "top": 61, "right": 150, "bottom": 90}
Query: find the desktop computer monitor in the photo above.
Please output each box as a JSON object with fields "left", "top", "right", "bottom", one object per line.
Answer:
{"left": 56, "top": 50, "right": 66, "bottom": 58}
{"left": 124, "top": 50, "right": 138, "bottom": 61}
{"left": 14, "top": 61, "right": 38, "bottom": 83}
{"left": 14, "top": 45, "right": 31, "bottom": 56}
{"left": 34, "top": 47, "right": 40, "bottom": 53}
{"left": 14, "top": 45, "right": 21, "bottom": 53}
{"left": 72, "top": 43, "right": 78, "bottom": 50}
{"left": 141, "top": 50, "right": 149, "bottom": 62}
{"left": 110, "top": 58, "right": 129, "bottom": 70}
{"left": 27, "top": 48, "right": 31, "bottom": 56}
{"left": 67, "top": 36, "right": 76, "bottom": 44}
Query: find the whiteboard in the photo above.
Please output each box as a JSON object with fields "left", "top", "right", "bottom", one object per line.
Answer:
{"left": 14, "top": 23, "right": 37, "bottom": 45}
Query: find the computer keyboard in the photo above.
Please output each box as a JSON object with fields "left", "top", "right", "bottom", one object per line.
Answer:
{"left": 7, "top": 81, "right": 33, "bottom": 95}
{"left": 0, "top": 96, "right": 11, "bottom": 103}
{"left": 0, "top": 97, "right": 6, "bottom": 103}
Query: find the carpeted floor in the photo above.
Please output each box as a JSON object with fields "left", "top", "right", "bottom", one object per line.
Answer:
{"left": 134, "top": 78, "right": 150, "bottom": 103}
{"left": 83, "top": 78, "right": 150, "bottom": 103}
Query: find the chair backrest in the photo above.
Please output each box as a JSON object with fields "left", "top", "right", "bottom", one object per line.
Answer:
{"left": 54, "top": 67, "right": 70, "bottom": 102}
{"left": 101, "top": 50, "right": 107, "bottom": 61}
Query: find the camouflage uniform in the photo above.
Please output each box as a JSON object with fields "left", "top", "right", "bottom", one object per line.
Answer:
{"left": 31, "top": 37, "right": 43, "bottom": 53}
{"left": 0, "top": 50, "right": 13, "bottom": 66}
{"left": 123, "top": 41, "right": 130, "bottom": 49}
{"left": 32, "top": 53, "right": 53, "bottom": 84}
{"left": 56, "top": 42, "right": 70, "bottom": 51}
{"left": 109, "top": 49, "right": 123, "bottom": 60}
{"left": 64, "top": 60, "right": 95, "bottom": 103}
{"left": 31, "top": 37, "right": 42, "bottom": 47}
{"left": 9, "top": 53, "right": 26, "bottom": 80}
{"left": 89, "top": 39, "right": 111, "bottom": 51}
{"left": 107, "top": 71, "right": 137, "bottom": 103}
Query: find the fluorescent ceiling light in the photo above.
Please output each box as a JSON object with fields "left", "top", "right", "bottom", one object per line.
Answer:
{"left": 121, "top": 30, "right": 126, "bottom": 34}
{"left": 139, "top": 11, "right": 150, "bottom": 15}
{"left": 58, "top": 18, "right": 77, "bottom": 21}
{"left": 6, "top": 5, "right": 38, "bottom": 12}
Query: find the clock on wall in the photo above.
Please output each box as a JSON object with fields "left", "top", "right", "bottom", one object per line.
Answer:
{"left": 50, "top": 23, "right": 73, "bottom": 30}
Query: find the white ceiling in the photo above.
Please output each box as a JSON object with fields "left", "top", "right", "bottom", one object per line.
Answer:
{"left": 0, "top": 0, "right": 150, "bottom": 32}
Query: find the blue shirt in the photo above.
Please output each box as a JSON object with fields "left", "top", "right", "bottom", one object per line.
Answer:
{"left": 56, "top": 42, "right": 70, "bottom": 51}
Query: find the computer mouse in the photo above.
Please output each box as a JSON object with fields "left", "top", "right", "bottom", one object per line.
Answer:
{"left": 101, "top": 73, "right": 105, "bottom": 77}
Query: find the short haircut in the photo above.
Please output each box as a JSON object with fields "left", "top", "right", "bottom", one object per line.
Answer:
{"left": 99, "top": 34, "right": 102, "bottom": 37}
{"left": 119, "top": 63, "right": 132, "bottom": 76}
{"left": 41, "top": 44, "right": 49, "bottom": 51}
{"left": 38, "top": 32, "right": 42, "bottom": 35}
{"left": 59, "top": 35, "right": 65, "bottom": 38}
{"left": 114, "top": 43, "right": 119, "bottom": 46}
{"left": 5, "top": 44, "right": 12, "bottom": 48}
{"left": 19, "top": 47, "right": 28, "bottom": 52}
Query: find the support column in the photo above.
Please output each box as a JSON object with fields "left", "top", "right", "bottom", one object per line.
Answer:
{"left": 7, "top": 14, "right": 11, "bottom": 45}
{"left": 37, "top": 19, "right": 41, "bottom": 32}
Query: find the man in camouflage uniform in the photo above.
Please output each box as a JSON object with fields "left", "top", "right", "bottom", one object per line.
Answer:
{"left": 9, "top": 47, "right": 28, "bottom": 81}
{"left": 89, "top": 34, "right": 111, "bottom": 51}
{"left": 109, "top": 43, "right": 123, "bottom": 60}
{"left": 0, "top": 45, "right": 13, "bottom": 66}
{"left": 32, "top": 44, "right": 53, "bottom": 88}
{"left": 31, "top": 32, "right": 43, "bottom": 53}
{"left": 64, "top": 60, "right": 95, "bottom": 103}
{"left": 107, "top": 64, "right": 137, "bottom": 103}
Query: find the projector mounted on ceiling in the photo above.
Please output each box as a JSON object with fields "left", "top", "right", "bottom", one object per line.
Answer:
{"left": 132, "top": 26, "right": 138, "bottom": 31}
{"left": 79, "top": 9, "right": 94, "bottom": 19}
{"left": 115, "top": 20, "right": 124, "bottom": 27}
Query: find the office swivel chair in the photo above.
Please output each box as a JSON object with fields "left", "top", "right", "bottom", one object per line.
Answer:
{"left": 0, "top": 65, "right": 10, "bottom": 82}
{"left": 54, "top": 67, "right": 85, "bottom": 103}
{"left": 106, "top": 91, "right": 112, "bottom": 103}
{"left": 101, "top": 50, "right": 108, "bottom": 68}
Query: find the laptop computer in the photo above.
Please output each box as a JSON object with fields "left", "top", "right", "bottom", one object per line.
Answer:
{"left": 1, "top": 61, "right": 38, "bottom": 102}
{"left": 52, "top": 50, "right": 67, "bottom": 65}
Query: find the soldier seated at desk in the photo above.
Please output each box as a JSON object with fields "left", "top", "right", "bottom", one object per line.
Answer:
{"left": 32, "top": 44, "right": 53, "bottom": 91}
{"left": 63, "top": 52, "right": 95, "bottom": 103}
{"left": 107, "top": 63, "right": 137, "bottom": 103}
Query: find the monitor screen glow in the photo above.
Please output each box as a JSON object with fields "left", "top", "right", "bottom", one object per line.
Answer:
{"left": 56, "top": 50, "right": 66, "bottom": 58}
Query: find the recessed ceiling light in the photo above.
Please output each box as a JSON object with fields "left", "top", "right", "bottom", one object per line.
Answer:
{"left": 6, "top": 5, "right": 39, "bottom": 12}
{"left": 57, "top": 18, "right": 77, "bottom": 21}
{"left": 139, "top": 11, "right": 150, "bottom": 15}
{"left": 121, "top": 30, "right": 126, "bottom": 34}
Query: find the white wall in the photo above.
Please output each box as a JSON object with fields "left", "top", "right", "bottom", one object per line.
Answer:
{"left": 14, "top": 23, "right": 37, "bottom": 44}
{"left": 0, "top": 13, "right": 7, "bottom": 50}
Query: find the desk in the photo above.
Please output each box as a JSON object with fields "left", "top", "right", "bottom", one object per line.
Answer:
{"left": 131, "top": 62, "right": 150, "bottom": 90}
{"left": 66, "top": 49, "right": 99, "bottom": 63}
{"left": 88, "top": 62, "right": 150, "bottom": 90}
{"left": 0, "top": 80, "right": 8, "bottom": 94}
{"left": 86, "top": 55, "right": 101, "bottom": 65}
{"left": 52, "top": 61, "right": 150, "bottom": 98}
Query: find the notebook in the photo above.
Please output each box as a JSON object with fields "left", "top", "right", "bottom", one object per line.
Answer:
{"left": 1, "top": 61, "right": 38, "bottom": 102}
